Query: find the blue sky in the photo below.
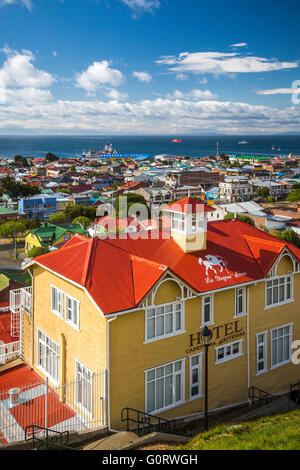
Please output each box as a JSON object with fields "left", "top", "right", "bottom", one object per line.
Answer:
{"left": 0, "top": 0, "right": 299, "bottom": 134}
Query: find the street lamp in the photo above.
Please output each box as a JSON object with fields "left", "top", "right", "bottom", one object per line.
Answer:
{"left": 201, "top": 325, "right": 213, "bottom": 431}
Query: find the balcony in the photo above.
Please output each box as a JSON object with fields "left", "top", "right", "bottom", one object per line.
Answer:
{"left": 10, "top": 287, "right": 32, "bottom": 316}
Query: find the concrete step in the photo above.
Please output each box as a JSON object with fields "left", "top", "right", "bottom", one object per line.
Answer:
{"left": 234, "top": 395, "right": 298, "bottom": 423}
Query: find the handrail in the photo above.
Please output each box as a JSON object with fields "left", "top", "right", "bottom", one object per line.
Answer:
{"left": 24, "top": 424, "right": 81, "bottom": 450}
{"left": 248, "top": 386, "right": 279, "bottom": 406}
{"left": 121, "top": 407, "right": 176, "bottom": 437}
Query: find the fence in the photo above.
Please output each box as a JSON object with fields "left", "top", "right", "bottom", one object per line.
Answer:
{"left": 0, "top": 370, "right": 107, "bottom": 445}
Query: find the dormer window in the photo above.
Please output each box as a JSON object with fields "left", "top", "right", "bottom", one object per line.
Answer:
{"left": 191, "top": 215, "right": 204, "bottom": 232}
{"left": 171, "top": 212, "right": 185, "bottom": 232}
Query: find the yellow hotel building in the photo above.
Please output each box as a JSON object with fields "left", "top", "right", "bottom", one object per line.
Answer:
{"left": 22, "top": 197, "right": 300, "bottom": 430}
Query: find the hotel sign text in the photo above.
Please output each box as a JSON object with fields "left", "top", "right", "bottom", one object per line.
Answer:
{"left": 186, "top": 320, "right": 245, "bottom": 354}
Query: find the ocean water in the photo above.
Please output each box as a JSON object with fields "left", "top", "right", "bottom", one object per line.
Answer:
{"left": 0, "top": 135, "right": 299, "bottom": 160}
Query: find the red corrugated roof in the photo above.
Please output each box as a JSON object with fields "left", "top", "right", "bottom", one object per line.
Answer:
{"left": 33, "top": 216, "right": 300, "bottom": 316}
{"left": 164, "top": 197, "right": 215, "bottom": 213}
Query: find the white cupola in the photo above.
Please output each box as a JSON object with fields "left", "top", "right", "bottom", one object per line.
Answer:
{"left": 163, "top": 197, "right": 215, "bottom": 253}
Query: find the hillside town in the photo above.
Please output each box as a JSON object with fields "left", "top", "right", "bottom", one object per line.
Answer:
{"left": 0, "top": 149, "right": 300, "bottom": 449}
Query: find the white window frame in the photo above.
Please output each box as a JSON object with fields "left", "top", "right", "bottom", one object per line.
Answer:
{"left": 37, "top": 328, "right": 60, "bottom": 385}
{"left": 51, "top": 285, "right": 64, "bottom": 318}
{"left": 171, "top": 212, "right": 185, "bottom": 232}
{"left": 256, "top": 331, "right": 268, "bottom": 375}
{"left": 65, "top": 294, "right": 80, "bottom": 330}
{"left": 265, "top": 275, "right": 293, "bottom": 309}
{"left": 235, "top": 286, "right": 246, "bottom": 317}
{"left": 144, "top": 301, "right": 185, "bottom": 343}
{"left": 189, "top": 353, "right": 203, "bottom": 401}
{"left": 75, "top": 359, "right": 93, "bottom": 419}
{"left": 201, "top": 294, "right": 214, "bottom": 327}
{"left": 145, "top": 359, "right": 185, "bottom": 414}
{"left": 215, "top": 339, "right": 244, "bottom": 365}
{"left": 270, "top": 323, "right": 292, "bottom": 370}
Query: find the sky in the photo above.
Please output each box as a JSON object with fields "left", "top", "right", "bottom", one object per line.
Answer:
{"left": 0, "top": 0, "right": 299, "bottom": 135}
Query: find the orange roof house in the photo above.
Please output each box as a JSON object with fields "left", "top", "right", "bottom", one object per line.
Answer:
{"left": 31, "top": 196, "right": 300, "bottom": 316}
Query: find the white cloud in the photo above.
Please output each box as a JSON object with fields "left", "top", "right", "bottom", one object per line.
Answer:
{"left": 175, "top": 73, "right": 187, "bottom": 81}
{"left": 75, "top": 60, "right": 124, "bottom": 94}
{"left": 230, "top": 43, "right": 248, "bottom": 48}
{"left": 156, "top": 51, "right": 298, "bottom": 75}
{"left": 4, "top": 93, "right": 298, "bottom": 135}
{"left": 104, "top": 88, "right": 128, "bottom": 100}
{"left": 120, "top": 0, "right": 160, "bottom": 13}
{"left": 198, "top": 77, "right": 208, "bottom": 85}
{"left": 132, "top": 71, "right": 152, "bottom": 82}
{"left": 167, "top": 89, "right": 218, "bottom": 100}
{"left": 4, "top": 87, "right": 52, "bottom": 104}
{"left": 0, "top": 0, "right": 33, "bottom": 10}
{"left": 0, "top": 48, "right": 55, "bottom": 88}
{"left": 52, "top": 51, "right": 57, "bottom": 58}
{"left": 257, "top": 87, "right": 300, "bottom": 95}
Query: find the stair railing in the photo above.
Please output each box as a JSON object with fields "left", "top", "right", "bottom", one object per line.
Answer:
{"left": 248, "top": 386, "right": 279, "bottom": 406}
{"left": 121, "top": 407, "right": 176, "bottom": 437}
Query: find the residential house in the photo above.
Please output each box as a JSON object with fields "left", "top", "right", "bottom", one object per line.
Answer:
{"left": 16, "top": 196, "right": 300, "bottom": 431}
{"left": 25, "top": 222, "right": 88, "bottom": 253}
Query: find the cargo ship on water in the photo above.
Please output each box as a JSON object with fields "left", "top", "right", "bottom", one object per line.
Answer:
{"left": 82, "top": 142, "right": 118, "bottom": 158}
{"left": 82, "top": 142, "right": 150, "bottom": 161}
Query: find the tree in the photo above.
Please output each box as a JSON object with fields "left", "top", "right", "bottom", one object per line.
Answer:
{"left": 224, "top": 213, "right": 255, "bottom": 226}
{"left": 48, "top": 212, "right": 66, "bottom": 223}
{"left": 27, "top": 246, "right": 49, "bottom": 258}
{"left": 287, "top": 189, "right": 300, "bottom": 202}
{"left": 64, "top": 204, "right": 96, "bottom": 221}
{"left": 14, "top": 155, "right": 29, "bottom": 167}
{"left": 72, "top": 216, "right": 90, "bottom": 228}
{"left": 257, "top": 187, "right": 270, "bottom": 200}
{"left": 115, "top": 193, "right": 149, "bottom": 219}
{"left": 269, "top": 228, "right": 300, "bottom": 248}
{"left": 0, "top": 221, "right": 27, "bottom": 240}
{"left": 45, "top": 152, "right": 59, "bottom": 162}
{"left": 0, "top": 176, "right": 41, "bottom": 199}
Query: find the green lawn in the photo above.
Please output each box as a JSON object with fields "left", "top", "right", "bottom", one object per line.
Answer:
{"left": 178, "top": 410, "right": 300, "bottom": 450}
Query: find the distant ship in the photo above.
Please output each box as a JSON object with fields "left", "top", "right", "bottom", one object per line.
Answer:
{"left": 271, "top": 145, "right": 276, "bottom": 150}
{"left": 82, "top": 142, "right": 118, "bottom": 158}
{"left": 237, "top": 140, "right": 248, "bottom": 144}
{"left": 172, "top": 138, "right": 183, "bottom": 143}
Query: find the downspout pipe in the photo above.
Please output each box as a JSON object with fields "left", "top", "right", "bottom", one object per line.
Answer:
{"left": 247, "top": 286, "right": 251, "bottom": 404}
{"left": 106, "top": 316, "right": 118, "bottom": 433}
{"left": 28, "top": 268, "right": 34, "bottom": 366}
